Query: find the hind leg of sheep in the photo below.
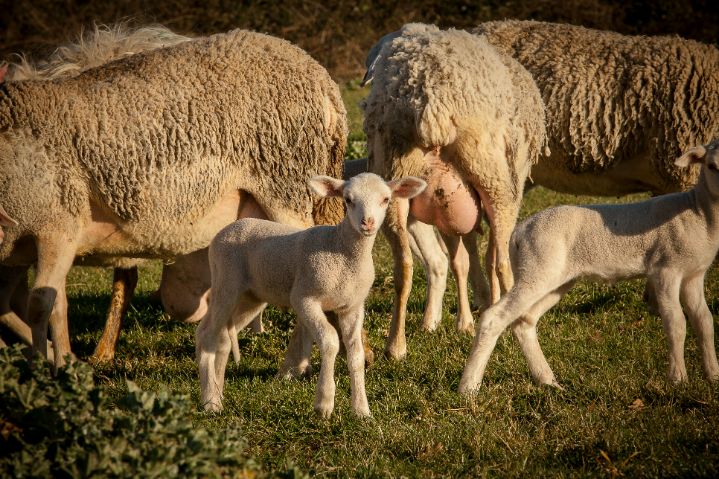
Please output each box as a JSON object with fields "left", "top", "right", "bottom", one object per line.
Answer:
{"left": 408, "top": 218, "right": 448, "bottom": 332}
{"left": 650, "top": 273, "right": 688, "bottom": 383}
{"left": 278, "top": 321, "right": 315, "bottom": 379}
{"left": 294, "top": 298, "right": 340, "bottom": 418}
{"left": 680, "top": 274, "right": 719, "bottom": 381}
{"left": 338, "top": 307, "right": 371, "bottom": 417}
{"left": 464, "top": 230, "right": 490, "bottom": 311}
{"left": 440, "top": 233, "right": 473, "bottom": 334}
{"left": 92, "top": 266, "right": 138, "bottom": 363}
{"left": 197, "top": 288, "right": 239, "bottom": 412}
{"left": 459, "top": 284, "right": 550, "bottom": 395}
{"left": 511, "top": 285, "right": 572, "bottom": 387}
{"left": 28, "top": 238, "right": 77, "bottom": 367}
{"left": 383, "top": 198, "right": 413, "bottom": 360}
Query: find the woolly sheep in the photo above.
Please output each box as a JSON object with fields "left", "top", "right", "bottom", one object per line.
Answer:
{"left": 0, "top": 24, "right": 193, "bottom": 362}
{"left": 362, "top": 23, "right": 547, "bottom": 359}
{"left": 0, "top": 28, "right": 347, "bottom": 367}
{"left": 459, "top": 140, "right": 719, "bottom": 394}
{"left": 474, "top": 20, "right": 719, "bottom": 195}
{"left": 196, "top": 173, "right": 426, "bottom": 416}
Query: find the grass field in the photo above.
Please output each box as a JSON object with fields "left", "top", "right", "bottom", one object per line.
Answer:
{"left": 41, "top": 84, "right": 719, "bottom": 477}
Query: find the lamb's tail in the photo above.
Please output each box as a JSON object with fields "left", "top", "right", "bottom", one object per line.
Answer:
{"left": 7, "top": 22, "right": 190, "bottom": 82}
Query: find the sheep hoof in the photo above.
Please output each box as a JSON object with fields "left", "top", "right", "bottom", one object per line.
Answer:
{"left": 384, "top": 346, "right": 407, "bottom": 361}
{"left": 314, "top": 402, "right": 334, "bottom": 419}
{"left": 203, "top": 400, "right": 223, "bottom": 413}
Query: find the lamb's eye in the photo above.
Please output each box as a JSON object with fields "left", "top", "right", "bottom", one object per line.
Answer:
{"left": 345, "top": 197, "right": 352, "bottom": 205}
{"left": 381, "top": 197, "right": 390, "bottom": 206}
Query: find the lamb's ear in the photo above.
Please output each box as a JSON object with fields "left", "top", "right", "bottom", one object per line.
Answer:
{"left": 0, "top": 205, "right": 18, "bottom": 227}
{"left": 308, "top": 175, "right": 346, "bottom": 197}
{"left": 0, "top": 63, "right": 8, "bottom": 84}
{"left": 675, "top": 145, "right": 707, "bottom": 167}
{"left": 388, "top": 176, "right": 427, "bottom": 199}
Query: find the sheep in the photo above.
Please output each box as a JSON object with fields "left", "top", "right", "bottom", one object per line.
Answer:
{"left": 0, "top": 27, "right": 347, "bottom": 368}
{"left": 196, "top": 173, "right": 426, "bottom": 416}
{"left": 0, "top": 24, "right": 195, "bottom": 362}
{"left": 473, "top": 20, "right": 719, "bottom": 196}
{"left": 459, "top": 140, "right": 719, "bottom": 394}
{"left": 362, "top": 23, "right": 547, "bottom": 359}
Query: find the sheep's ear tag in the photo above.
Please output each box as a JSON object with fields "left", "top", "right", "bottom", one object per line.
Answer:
{"left": 675, "top": 146, "right": 706, "bottom": 168}
{"left": 0, "top": 63, "right": 8, "bottom": 84}
{"left": 308, "top": 176, "right": 345, "bottom": 197}
{"left": 0, "top": 205, "right": 18, "bottom": 227}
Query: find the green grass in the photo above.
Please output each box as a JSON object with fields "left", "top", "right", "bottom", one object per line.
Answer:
{"left": 32, "top": 85, "right": 719, "bottom": 477}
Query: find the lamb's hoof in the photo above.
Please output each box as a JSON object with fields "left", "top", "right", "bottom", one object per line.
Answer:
{"left": 456, "top": 322, "right": 475, "bottom": 337}
{"left": 276, "top": 364, "right": 313, "bottom": 380}
{"left": 548, "top": 379, "right": 564, "bottom": 391}
{"left": 458, "top": 380, "right": 480, "bottom": 397}
{"left": 353, "top": 406, "right": 371, "bottom": 418}
{"left": 202, "top": 400, "right": 223, "bottom": 413}
{"left": 668, "top": 371, "right": 689, "bottom": 385}
{"left": 314, "top": 402, "right": 334, "bottom": 419}
{"left": 384, "top": 346, "right": 406, "bottom": 361}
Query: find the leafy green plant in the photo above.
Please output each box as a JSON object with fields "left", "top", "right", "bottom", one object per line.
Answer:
{"left": 0, "top": 346, "right": 266, "bottom": 478}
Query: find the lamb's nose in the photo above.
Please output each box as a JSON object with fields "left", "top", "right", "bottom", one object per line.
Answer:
{"left": 361, "top": 217, "right": 375, "bottom": 228}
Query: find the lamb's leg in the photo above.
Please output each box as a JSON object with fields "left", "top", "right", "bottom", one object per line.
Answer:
{"left": 485, "top": 234, "right": 500, "bottom": 304}
{"left": 650, "top": 273, "right": 688, "bottom": 383}
{"left": 383, "top": 198, "right": 413, "bottom": 360}
{"left": 459, "top": 285, "right": 547, "bottom": 395}
{"left": 277, "top": 321, "right": 314, "bottom": 379}
{"left": 338, "top": 307, "right": 371, "bottom": 417}
{"left": 92, "top": 266, "right": 138, "bottom": 363}
{"left": 294, "top": 299, "right": 340, "bottom": 418}
{"left": 464, "top": 231, "right": 490, "bottom": 311}
{"left": 28, "top": 238, "right": 77, "bottom": 367}
{"left": 511, "top": 284, "right": 572, "bottom": 387}
{"left": 196, "top": 287, "right": 239, "bottom": 412}
{"left": 680, "top": 274, "right": 719, "bottom": 381}
{"left": 440, "top": 233, "right": 473, "bottom": 334}
{"left": 408, "top": 218, "right": 448, "bottom": 332}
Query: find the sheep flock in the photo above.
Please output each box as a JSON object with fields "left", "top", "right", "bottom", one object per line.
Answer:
{"left": 1, "top": 19, "right": 718, "bottom": 426}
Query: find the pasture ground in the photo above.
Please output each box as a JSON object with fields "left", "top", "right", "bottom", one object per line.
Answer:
{"left": 44, "top": 84, "right": 719, "bottom": 477}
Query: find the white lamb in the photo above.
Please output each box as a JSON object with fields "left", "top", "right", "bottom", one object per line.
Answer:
{"left": 196, "top": 173, "right": 426, "bottom": 416}
{"left": 459, "top": 140, "right": 719, "bottom": 394}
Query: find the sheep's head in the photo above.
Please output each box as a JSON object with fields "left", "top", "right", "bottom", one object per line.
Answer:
{"left": 309, "top": 173, "right": 426, "bottom": 236}
{"left": 676, "top": 139, "right": 719, "bottom": 195}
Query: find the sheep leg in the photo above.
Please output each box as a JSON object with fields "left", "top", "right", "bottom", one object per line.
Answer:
{"left": 440, "top": 232, "right": 473, "bottom": 334}
{"left": 91, "top": 266, "right": 138, "bottom": 363}
{"left": 459, "top": 285, "right": 548, "bottom": 395}
{"left": 338, "top": 307, "right": 371, "bottom": 417}
{"left": 277, "top": 322, "right": 314, "bottom": 380}
{"left": 408, "top": 218, "right": 448, "bottom": 332}
{"left": 485, "top": 234, "right": 500, "bottom": 304}
{"left": 28, "top": 238, "right": 77, "bottom": 367}
{"left": 383, "top": 198, "right": 413, "bottom": 360}
{"left": 464, "top": 230, "right": 490, "bottom": 311}
{"left": 294, "top": 298, "right": 340, "bottom": 418}
{"left": 197, "top": 287, "right": 239, "bottom": 412}
{"left": 9, "top": 267, "right": 29, "bottom": 319}
{"left": 511, "top": 284, "right": 572, "bottom": 387}
{"left": 650, "top": 273, "right": 688, "bottom": 383}
{"left": 680, "top": 274, "right": 719, "bottom": 381}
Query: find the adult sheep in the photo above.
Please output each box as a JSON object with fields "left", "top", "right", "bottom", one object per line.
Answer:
{"left": 362, "top": 24, "right": 547, "bottom": 359}
{"left": 0, "top": 24, "right": 194, "bottom": 362}
{"left": 474, "top": 20, "right": 719, "bottom": 195}
{"left": 0, "top": 28, "right": 346, "bottom": 367}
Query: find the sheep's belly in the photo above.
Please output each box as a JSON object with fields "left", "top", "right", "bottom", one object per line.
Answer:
{"left": 410, "top": 161, "right": 480, "bottom": 236}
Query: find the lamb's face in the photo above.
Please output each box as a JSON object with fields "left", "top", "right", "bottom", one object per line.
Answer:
{"left": 308, "top": 173, "right": 427, "bottom": 237}
{"left": 343, "top": 174, "right": 394, "bottom": 236}
{"left": 675, "top": 139, "right": 719, "bottom": 196}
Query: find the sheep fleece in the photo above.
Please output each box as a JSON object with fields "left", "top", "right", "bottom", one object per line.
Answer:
{"left": 0, "top": 29, "right": 346, "bottom": 258}
{"left": 475, "top": 20, "right": 719, "bottom": 193}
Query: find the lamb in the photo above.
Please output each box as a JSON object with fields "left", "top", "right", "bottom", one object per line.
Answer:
{"left": 0, "top": 27, "right": 346, "bottom": 368}
{"left": 459, "top": 140, "right": 719, "bottom": 394}
{"left": 196, "top": 173, "right": 426, "bottom": 416}
{"left": 473, "top": 20, "right": 719, "bottom": 196}
{"left": 361, "top": 23, "right": 547, "bottom": 359}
